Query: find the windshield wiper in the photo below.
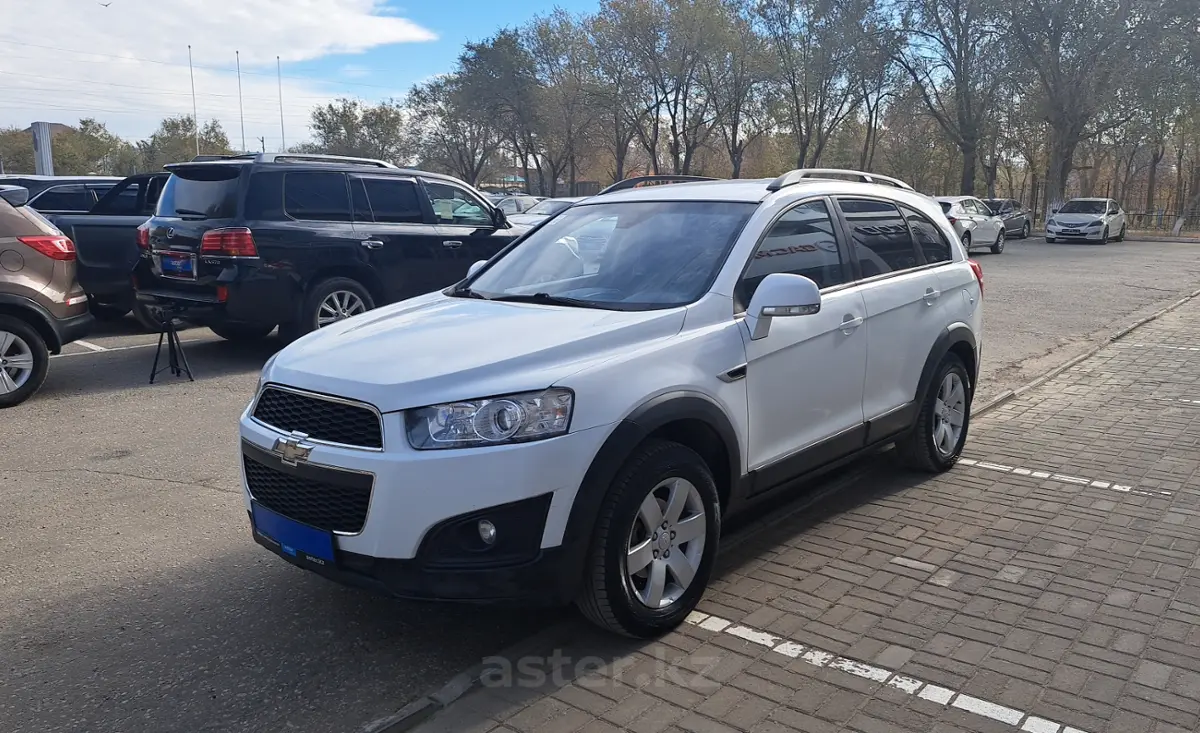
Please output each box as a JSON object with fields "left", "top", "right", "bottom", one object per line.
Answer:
{"left": 173, "top": 208, "right": 209, "bottom": 219}
{"left": 488, "top": 292, "right": 606, "bottom": 309}
{"left": 449, "top": 285, "right": 486, "bottom": 299}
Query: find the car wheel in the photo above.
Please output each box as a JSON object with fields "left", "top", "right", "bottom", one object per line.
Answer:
{"left": 0, "top": 315, "right": 50, "bottom": 409}
{"left": 1021, "top": 221, "right": 1031, "bottom": 239}
{"left": 1046, "top": 236, "right": 1056, "bottom": 243}
{"left": 1100, "top": 226, "right": 1109, "bottom": 245}
{"left": 86, "top": 295, "right": 130, "bottom": 322}
{"left": 895, "top": 354, "right": 971, "bottom": 473}
{"left": 960, "top": 231, "right": 971, "bottom": 251}
{"left": 1116, "top": 224, "right": 1126, "bottom": 242}
{"left": 991, "top": 229, "right": 1005, "bottom": 254}
{"left": 577, "top": 439, "right": 721, "bottom": 638}
{"left": 283, "top": 277, "right": 375, "bottom": 342}
{"left": 209, "top": 321, "right": 276, "bottom": 342}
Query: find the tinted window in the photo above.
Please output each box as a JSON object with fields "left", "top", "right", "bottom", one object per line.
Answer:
{"left": 739, "top": 200, "right": 847, "bottom": 309}
{"left": 96, "top": 185, "right": 141, "bottom": 215}
{"left": 938, "top": 201, "right": 952, "bottom": 214}
{"left": 904, "top": 208, "right": 952, "bottom": 264}
{"left": 30, "top": 185, "right": 93, "bottom": 212}
{"left": 466, "top": 201, "right": 756, "bottom": 310}
{"left": 158, "top": 166, "right": 242, "bottom": 219}
{"left": 423, "top": 179, "right": 492, "bottom": 227}
{"left": 1058, "top": 200, "right": 1106, "bottom": 214}
{"left": 360, "top": 178, "right": 424, "bottom": 224}
{"left": 838, "top": 199, "right": 920, "bottom": 276}
{"left": 284, "top": 171, "right": 350, "bottom": 222}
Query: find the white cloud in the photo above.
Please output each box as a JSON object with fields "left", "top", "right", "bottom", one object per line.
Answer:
{"left": 0, "top": 0, "right": 435, "bottom": 150}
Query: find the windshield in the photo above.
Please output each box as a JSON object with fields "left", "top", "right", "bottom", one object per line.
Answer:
{"left": 463, "top": 200, "right": 757, "bottom": 310}
{"left": 524, "top": 199, "right": 575, "bottom": 216}
{"left": 982, "top": 199, "right": 1004, "bottom": 212}
{"left": 1058, "top": 200, "right": 1106, "bottom": 214}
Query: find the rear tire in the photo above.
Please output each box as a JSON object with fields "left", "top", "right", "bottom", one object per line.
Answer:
{"left": 0, "top": 315, "right": 50, "bottom": 409}
{"left": 1021, "top": 221, "right": 1031, "bottom": 239}
{"left": 576, "top": 439, "right": 721, "bottom": 638}
{"left": 131, "top": 302, "right": 182, "bottom": 333}
{"left": 895, "top": 354, "right": 971, "bottom": 473}
{"left": 282, "top": 277, "right": 375, "bottom": 342}
{"left": 209, "top": 321, "right": 276, "bottom": 342}
{"left": 960, "top": 231, "right": 971, "bottom": 251}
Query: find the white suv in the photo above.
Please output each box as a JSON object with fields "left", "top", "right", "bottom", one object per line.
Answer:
{"left": 239, "top": 170, "right": 984, "bottom": 638}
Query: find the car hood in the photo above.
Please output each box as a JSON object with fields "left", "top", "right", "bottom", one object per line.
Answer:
{"left": 264, "top": 293, "right": 686, "bottom": 413}
{"left": 1054, "top": 213, "right": 1105, "bottom": 225}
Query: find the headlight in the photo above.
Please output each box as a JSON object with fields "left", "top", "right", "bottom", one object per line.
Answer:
{"left": 1087, "top": 220, "right": 1103, "bottom": 228}
{"left": 406, "top": 388, "right": 574, "bottom": 450}
{"left": 1046, "top": 218, "right": 1056, "bottom": 227}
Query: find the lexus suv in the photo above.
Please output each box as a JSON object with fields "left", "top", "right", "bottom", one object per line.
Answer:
{"left": 133, "top": 153, "right": 525, "bottom": 342}
{"left": 0, "top": 186, "right": 93, "bottom": 408}
{"left": 239, "top": 170, "right": 984, "bottom": 637}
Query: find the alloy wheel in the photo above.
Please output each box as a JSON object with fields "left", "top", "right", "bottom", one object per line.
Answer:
{"left": 316, "top": 290, "right": 367, "bottom": 328}
{"left": 0, "top": 330, "right": 35, "bottom": 395}
{"left": 932, "top": 372, "right": 966, "bottom": 458}
{"left": 625, "top": 477, "right": 707, "bottom": 609}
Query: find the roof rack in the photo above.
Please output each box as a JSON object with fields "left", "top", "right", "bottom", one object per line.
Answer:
{"left": 766, "top": 169, "right": 914, "bottom": 192}
{"left": 597, "top": 175, "right": 720, "bottom": 195}
{"left": 175, "top": 153, "right": 394, "bottom": 168}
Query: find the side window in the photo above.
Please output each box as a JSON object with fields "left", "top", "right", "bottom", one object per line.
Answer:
{"left": 283, "top": 171, "right": 351, "bottom": 222}
{"left": 498, "top": 198, "right": 521, "bottom": 215}
{"left": 837, "top": 199, "right": 921, "bottom": 277}
{"left": 961, "top": 199, "right": 980, "bottom": 215}
{"left": 738, "top": 200, "right": 848, "bottom": 310}
{"left": 360, "top": 178, "right": 425, "bottom": 224}
{"left": 30, "top": 185, "right": 93, "bottom": 212}
{"left": 903, "top": 207, "right": 953, "bottom": 264}
{"left": 422, "top": 179, "right": 492, "bottom": 227}
{"left": 145, "top": 177, "right": 165, "bottom": 214}
{"left": 1010, "top": 200, "right": 1021, "bottom": 211}
{"left": 98, "top": 184, "right": 141, "bottom": 215}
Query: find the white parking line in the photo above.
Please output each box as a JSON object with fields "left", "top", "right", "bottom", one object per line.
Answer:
{"left": 51, "top": 338, "right": 209, "bottom": 359}
{"left": 1119, "top": 342, "right": 1200, "bottom": 352}
{"left": 685, "top": 612, "right": 1090, "bottom": 733}
{"left": 957, "top": 457, "right": 1171, "bottom": 497}
{"left": 74, "top": 339, "right": 107, "bottom": 352}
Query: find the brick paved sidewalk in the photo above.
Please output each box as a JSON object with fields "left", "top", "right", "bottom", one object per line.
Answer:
{"left": 414, "top": 298, "right": 1200, "bottom": 733}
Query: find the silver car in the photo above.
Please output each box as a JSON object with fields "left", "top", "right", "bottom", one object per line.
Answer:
{"left": 935, "top": 196, "right": 1006, "bottom": 255}
{"left": 1046, "top": 198, "right": 1127, "bottom": 244}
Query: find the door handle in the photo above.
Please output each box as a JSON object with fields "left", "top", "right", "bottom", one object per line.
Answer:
{"left": 360, "top": 240, "right": 384, "bottom": 250}
{"left": 923, "top": 288, "right": 941, "bottom": 305}
{"left": 840, "top": 315, "right": 864, "bottom": 333}
{"left": 442, "top": 240, "right": 463, "bottom": 249}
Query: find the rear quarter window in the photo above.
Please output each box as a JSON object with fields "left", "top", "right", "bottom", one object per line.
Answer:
{"left": 157, "top": 165, "right": 243, "bottom": 219}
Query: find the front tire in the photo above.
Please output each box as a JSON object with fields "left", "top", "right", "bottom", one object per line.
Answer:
{"left": 1100, "top": 226, "right": 1109, "bottom": 245}
{"left": 1116, "top": 224, "right": 1126, "bottom": 241}
{"left": 991, "top": 229, "right": 1005, "bottom": 254}
{"left": 576, "top": 439, "right": 721, "bottom": 638}
{"left": 209, "top": 321, "right": 276, "bottom": 342}
{"left": 895, "top": 354, "right": 971, "bottom": 473}
{"left": 1046, "top": 236, "right": 1056, "bottom": 243}
{"left": 0, "top": 315, "right": 50, "bottom": 409}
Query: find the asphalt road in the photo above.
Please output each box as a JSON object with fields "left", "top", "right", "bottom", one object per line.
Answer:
{"left": 3, "top": 235, "right": 1200, "bottom": 733}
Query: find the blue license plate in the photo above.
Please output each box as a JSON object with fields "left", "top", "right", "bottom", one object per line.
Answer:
{"left": 252, "top": 502, "right": 335, "bottom": 565}
{"left": 161, "top": 253, "right": 194, "bottom": 278}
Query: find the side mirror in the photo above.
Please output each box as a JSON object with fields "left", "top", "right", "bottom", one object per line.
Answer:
{"left": 745, "top": 273, "right": 821, "bottom": 340}
{"left": 467, "top": 260, "right": 487, "bottom": 278}
{"left": 1050, "top": 207, "right": 1059, "bottom": 214}
{"left": 492, "top": 207, "right": 509, "bottom": 229}
{"left": 0, "top": 186, "right": 30, "bottom": 207}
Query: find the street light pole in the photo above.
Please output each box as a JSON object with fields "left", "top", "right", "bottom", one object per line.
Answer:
{"left": 188, "top": 45, "right": 200, "bottom": 157}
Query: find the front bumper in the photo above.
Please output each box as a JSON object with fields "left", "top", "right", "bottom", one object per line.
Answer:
{"left": 1047, "top": 225, "right": 1105, "bottom": 240}
{"left": 239, "top": 399, "right": 613, "bottom": 603}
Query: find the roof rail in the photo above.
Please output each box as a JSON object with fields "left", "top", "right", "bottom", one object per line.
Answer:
{"left": 265, "top": 153, "right": 394, "bottom": 168}
{"left": 597, "top": 175, "right": 719, "bottom": 195}
{"left": 766, "top": 169, "right": 914, "bottom": 192}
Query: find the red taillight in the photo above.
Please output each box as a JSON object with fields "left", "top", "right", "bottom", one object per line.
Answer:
{"left": 968, "top": 259, "right": 984, "bottom": 296}
{"left": 947, "top": 216, "right": 958, "bottom": 225}
{"left": 18, "top": 235, "right": 76, "bottom": 261}
{"left": 136, "top": 221, "right": 150, "bottom": 250}
{"left": 200, "top": 227, "right": 257, "bottom": 257}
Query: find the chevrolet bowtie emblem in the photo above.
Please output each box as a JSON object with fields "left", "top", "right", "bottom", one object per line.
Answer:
{"left": 273, "top": 431, "right": 314, "bottom": 466}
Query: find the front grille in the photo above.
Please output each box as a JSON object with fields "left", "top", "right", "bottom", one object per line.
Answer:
{"left": 253, "top": 387, "right": 382, "bottom": 449}
{"left": 243, "top": 453, "right": 372, "bottom": 534}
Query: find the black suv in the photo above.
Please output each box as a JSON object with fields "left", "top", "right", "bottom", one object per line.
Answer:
{"left": 133, "top": 154, "right": 526, "bottom": 342}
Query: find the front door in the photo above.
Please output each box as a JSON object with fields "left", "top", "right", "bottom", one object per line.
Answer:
{"left": 350, "top": 175, "right": 445, "bottom": 302}
{"left": 739, "top": 198, "right": 868, "bottom": 485}
{"left": 421, "top": 177, "right": 517, "bottom": 275}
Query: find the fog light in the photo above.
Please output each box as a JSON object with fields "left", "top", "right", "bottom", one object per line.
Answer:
{"left": 477, "top": 520, "right": 497, "bottom": 546}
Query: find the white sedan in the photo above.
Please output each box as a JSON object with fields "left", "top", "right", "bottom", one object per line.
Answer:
{"left": 1046, "top": 198, "right": 1127, "bottom": 244}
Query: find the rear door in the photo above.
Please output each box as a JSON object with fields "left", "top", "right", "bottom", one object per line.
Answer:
{"left": 421, "top": 177, "right": 518, "bottom": 274}
{"left": 68, "top": 175, "right": 163, "bottom": 298}
{"left": 349, "top": 174, "right": 447, "bottom": 302}
{"left": 836, "top": 198, "right": 946, "bottom": 425}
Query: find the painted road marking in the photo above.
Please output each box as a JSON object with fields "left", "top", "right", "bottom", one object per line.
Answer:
{"left": 685, "top": 612, "right": 1091, "bottom": 733}
{"left": 50, "top": 338, "right": 209, "bottom": 359}
{"left": 1118, "top": 343, "right": 1200, "bottom": 351}
{"left": 957, "top": 457, "right": 1171, "bottom": 497}
{"left": 74, "top": 339, "right": 107, "bottom": 352}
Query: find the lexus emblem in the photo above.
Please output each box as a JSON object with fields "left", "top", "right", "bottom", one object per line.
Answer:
{"left": 166, "top": 228, "right": 175, "bottom": 238}
{"left": 272, "top": 431, "right": 314, "bottom": 466}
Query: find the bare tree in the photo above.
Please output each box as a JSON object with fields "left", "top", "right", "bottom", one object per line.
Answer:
{"left": 587, "top": 10, "right": 649, "bottom": 182}
{"left": 407, "top": 76, "right": 499, "bottom": 185}
{"left": 526, "top": 10, "right": 597, "bottom": 195}
{"left": 703, "top": 1, "right": 773, "bottom": 177}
